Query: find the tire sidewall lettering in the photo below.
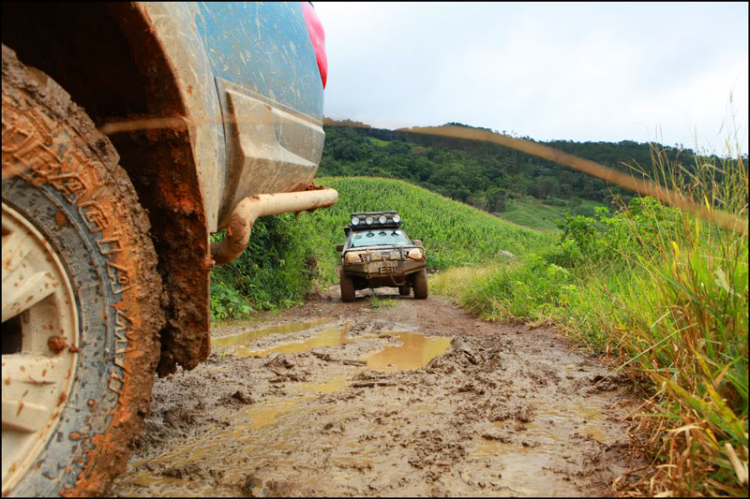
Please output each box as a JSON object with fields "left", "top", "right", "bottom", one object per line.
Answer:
{"left": 3, "top": 91, "right": 141, "bottom": 496}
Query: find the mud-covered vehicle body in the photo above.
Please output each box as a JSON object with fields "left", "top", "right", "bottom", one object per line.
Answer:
{"left": 1, "top": 2, "right": 336, "bottom": 496}
{"left": 338, "top": 212, "right": 428, "bottom": 301}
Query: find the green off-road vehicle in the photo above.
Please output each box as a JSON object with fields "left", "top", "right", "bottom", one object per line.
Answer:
{"left": 336, "top": 212, "right": 428, "bottom": 302}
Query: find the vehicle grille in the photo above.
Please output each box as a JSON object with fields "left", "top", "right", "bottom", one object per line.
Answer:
{"left": 379, "top": 251, "right": 401, "bottom": 260}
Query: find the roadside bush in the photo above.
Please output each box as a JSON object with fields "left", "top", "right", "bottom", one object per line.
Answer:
{"left": 545, "top": 213, "right": 602, "bottom": 267}
{"left": 571, "top": 204, "right": 597, "bottom": 218}
{"left": 545, "top": 196, "right": 686, "bottom": 268}
{"left": 209, "top": 214, "right": 319, "bottom": 320}
{"left": 460, "top": 255, "right": 576, "bottom": 321}
{"left": 210, "top": 279, "right": 254, "bottom": 320}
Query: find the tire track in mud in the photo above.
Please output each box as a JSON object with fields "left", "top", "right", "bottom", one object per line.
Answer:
{"left": 111, "top": 288, "right": 644, "bottom": 497}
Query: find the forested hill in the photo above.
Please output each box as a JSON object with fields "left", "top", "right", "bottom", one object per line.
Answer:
{"left": 318, "top": 121, "right": 726, "bottom": 215}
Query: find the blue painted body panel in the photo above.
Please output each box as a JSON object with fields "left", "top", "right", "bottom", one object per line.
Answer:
{"left": 194, "top": 1, "right": 324, "bottom": 120}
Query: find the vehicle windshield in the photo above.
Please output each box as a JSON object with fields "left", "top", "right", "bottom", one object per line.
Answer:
{"left": 349, "top": 230, "right": 411, "bottom": 248}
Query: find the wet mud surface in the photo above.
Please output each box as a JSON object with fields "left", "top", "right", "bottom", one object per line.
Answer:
{"left": 111, "top": 287, "right": 643, "bottom": 497}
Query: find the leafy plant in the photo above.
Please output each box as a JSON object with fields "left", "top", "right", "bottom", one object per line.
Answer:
{"left": 209, "top": 279, "right": 254, "bottom": 320}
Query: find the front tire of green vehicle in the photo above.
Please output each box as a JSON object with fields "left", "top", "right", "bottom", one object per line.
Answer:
{"left": 413, "top": 269, "right": 428, "bottom": 299}
{"left": 2, "top": 45, "right": 164, "bottom": 497}
{"left": 340, "top": 270, "right": 355, "bottom": 303}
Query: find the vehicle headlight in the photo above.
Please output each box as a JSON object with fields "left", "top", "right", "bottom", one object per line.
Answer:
{"left": 351, "top": 217, "right": 359, "bottom": 226}
{"left": 393, "top": 215, "right": 401, "bottom": 223}
{"left": 379, "top": 215, "right": 387, "bottom": 224}
{"left": 344, "top": 251, "right": 361, "bottom": 264}
{"left": 406, "top": 248, "right": 425, "bottom": 260}
{"left": 365, "top": 216, "right": 374, "bottom": 225}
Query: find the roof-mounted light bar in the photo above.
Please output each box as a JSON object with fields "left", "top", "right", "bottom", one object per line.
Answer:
{"left": 348, "top": 211, "right": 402, "bottom": 230}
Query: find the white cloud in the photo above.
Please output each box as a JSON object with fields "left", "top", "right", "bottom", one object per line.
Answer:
{"left": 314, "top": 2, "right": 748, "bottom": 154}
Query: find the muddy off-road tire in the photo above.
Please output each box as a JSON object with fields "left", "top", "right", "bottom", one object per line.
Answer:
{"left": 1, "top": 45, "right": 164, "bottom": 497}
{"left": 413, "top": 269, "right": 428, "bottom": 299}
{"left": 339, "top": 270, "right": 355, "bottom": 303}
{"left": 399, "top": 285, "right": 411, "bottom": 296}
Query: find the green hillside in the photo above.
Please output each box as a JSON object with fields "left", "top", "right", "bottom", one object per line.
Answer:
{"left": 496, "top": 197, "right": 608, "bottom": 232}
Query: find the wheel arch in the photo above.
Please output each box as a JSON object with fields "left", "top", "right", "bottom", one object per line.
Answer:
{"left": 1, "top": 2, "right": 215, "bottom": 375}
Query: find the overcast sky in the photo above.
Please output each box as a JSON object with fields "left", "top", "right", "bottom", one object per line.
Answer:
{"left": 314, "top": 2, "right": 748, "bottom": 155}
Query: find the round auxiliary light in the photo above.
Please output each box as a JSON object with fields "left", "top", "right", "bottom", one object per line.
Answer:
{"left": 379, "top": 215, "right": 387, "bottom": 224}
{"left": 365, "top": 216, "right": 374, "bottom": 225}
{"left": 393, "top": 215, "right": 401, "bottom": 223}
{"left": 351, "top": 217, "right": 360, "bottom": 226}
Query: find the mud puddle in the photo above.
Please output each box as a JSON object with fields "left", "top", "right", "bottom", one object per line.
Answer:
{"left": 112, "top": 290, "right": 642, "bottom": 497}
{"left": 210, "top": 317, "right": 335, "bottom": 348}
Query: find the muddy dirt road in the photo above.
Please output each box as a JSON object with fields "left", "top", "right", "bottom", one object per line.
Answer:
{"left": 111, "top": 286, "right": 642, "bottom": 497}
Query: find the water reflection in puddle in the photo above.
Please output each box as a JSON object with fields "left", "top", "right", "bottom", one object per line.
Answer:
{"left": 232, "top": 323, "right": 362, "bottom": 357}
{"left": 287, "top": 374, "right": 352, "bottom": 395}
{"left": 364, "top": 333, "right": 452, "bottom": 371}
{"left": 210, "top": 317, "right": 334, "bottom": 348}
{"left": 228, "top": 322, "right": 452, "bottom": 372}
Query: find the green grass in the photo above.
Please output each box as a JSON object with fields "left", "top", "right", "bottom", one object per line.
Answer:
{"left": 369, "top": 297, "right": 395, "bottom": 308}
{"left": 496, "top": 197, "right": 608, "bottom": 232}
{"left": 209, "top": 213, "right": 321, "bottom": 320}
{"left": 368, "top": 137, "right": 390, "bottom": 147}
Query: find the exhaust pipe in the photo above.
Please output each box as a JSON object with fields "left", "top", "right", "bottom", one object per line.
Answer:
{"left": 211, "top": 187, "right": 339, "bottom": 265}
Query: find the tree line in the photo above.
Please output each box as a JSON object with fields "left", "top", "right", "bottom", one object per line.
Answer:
{"left": 318, "top": 122, "right": 739, "bottom": 215}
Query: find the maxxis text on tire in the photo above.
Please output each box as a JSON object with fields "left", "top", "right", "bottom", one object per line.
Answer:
{"left": 1, "top": 44, "right": 164, "bottom": 497}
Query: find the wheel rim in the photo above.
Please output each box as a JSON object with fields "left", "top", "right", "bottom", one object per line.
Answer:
{"left": 1, "top": 201, "right": 79, "bottom": 493}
